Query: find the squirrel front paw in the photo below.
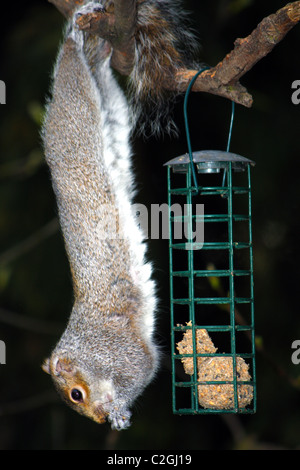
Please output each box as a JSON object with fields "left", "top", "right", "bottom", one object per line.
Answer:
{"left": 108, "top": 407, "right": 132, "bottom": 431}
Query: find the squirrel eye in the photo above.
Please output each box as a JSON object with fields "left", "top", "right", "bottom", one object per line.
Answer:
{"left": 70, "top": 387, "right": 84, "bottom": 403}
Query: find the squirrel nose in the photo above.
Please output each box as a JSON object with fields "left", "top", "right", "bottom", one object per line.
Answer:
{"left": 93, "top": 403, "right": 108, "bottom": 424}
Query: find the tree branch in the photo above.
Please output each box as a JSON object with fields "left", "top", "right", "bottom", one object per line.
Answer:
{"left": 48, "top": 0, "right": 300, "bottom": 106}
{"left": 48, "top": 0, "right": 85, "bottom": 18}
{"left": 174, "top": 69, "right": 253, "bottom": 108}
{"left": 178, "top": 1, "right": 300, "bottom": 106}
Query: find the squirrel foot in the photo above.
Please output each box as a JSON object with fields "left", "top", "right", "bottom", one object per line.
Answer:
{"left": 75, "top": 1, "right": 106, "bottom": 18}
{"left": 72, "top": 2, "right": 111, "bottom": 56}
{"left": 69, "top": 2, "right": 106, "bottom": 47}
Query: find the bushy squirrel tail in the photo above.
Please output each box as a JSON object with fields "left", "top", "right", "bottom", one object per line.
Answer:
{"left": 129, "top": 0, "right": 200, "bottom": 136}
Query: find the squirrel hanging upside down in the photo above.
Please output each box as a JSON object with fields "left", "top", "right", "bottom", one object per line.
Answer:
{"left": 42, "top": 0, "right": 199, "bottom": 430}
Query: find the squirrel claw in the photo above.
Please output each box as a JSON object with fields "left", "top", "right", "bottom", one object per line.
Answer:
{"left": 76, "top": 2, "right": 106, "bottom": 17}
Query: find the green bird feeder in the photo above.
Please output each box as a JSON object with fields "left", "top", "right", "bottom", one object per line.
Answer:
{"left": 165, "top": 72, "right": 256, "bottom": 415}
{"left": 166, "top": 150, "right": 256, "bottom": 415}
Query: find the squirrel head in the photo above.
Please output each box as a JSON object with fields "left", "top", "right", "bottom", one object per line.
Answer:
{"left": 42, "top": 353, "right": 115, "bottom": 425}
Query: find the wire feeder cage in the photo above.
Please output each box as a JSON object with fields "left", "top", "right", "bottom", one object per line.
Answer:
{"left": 165, "top": 72, "right": 257, "bottom": 415}
{"left": 166, "top": 151, "right": 256, "bottom": 415}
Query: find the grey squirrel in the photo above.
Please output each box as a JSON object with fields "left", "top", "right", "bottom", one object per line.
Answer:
{"left": 42, "top": 0, "right": 199, "bottom": 430}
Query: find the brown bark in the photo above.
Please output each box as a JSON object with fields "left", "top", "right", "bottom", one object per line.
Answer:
{"left": 177, "top": 1, "right": 300, "bottom": 107}
{"left": 49, "top": 0, "right": 85, "bottom": 18}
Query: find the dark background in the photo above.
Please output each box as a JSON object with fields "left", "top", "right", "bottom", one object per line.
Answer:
{"left": 0, "top": 0, "right": 300, "bottom": 450}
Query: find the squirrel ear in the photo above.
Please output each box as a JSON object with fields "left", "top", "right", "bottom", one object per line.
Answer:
{"left": 42, "top": 354, "right": 76, "bottom": 376}
{"left": 54, "top": 356, "right": 76, "bottom": 376}
{"left": 41, "top": 358, "right": 51, "bottom": 375}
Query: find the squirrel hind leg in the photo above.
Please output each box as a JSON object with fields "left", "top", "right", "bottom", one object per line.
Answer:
{"left": 66, "top": 14, "right": 84, "bottom": 48}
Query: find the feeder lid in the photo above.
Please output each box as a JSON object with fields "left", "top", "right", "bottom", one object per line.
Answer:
{"left": 164, "top": 150, "right": 255, "bottom": 174}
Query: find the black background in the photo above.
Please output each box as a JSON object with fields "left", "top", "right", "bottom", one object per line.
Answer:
{"left": 0, "top": 0, "right": 300, "bottom": 450}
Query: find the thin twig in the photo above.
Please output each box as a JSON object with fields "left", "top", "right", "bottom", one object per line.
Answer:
{"left": 0, "top": 218, "right": 59, "bottom": 267}
{"left": 0, "top": 307, "right": 63, "bottom": 335}
{"left": 0, "top": 390, "right": 59, "bottom": 417}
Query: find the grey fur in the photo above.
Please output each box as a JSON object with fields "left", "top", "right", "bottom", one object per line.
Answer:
{"left": 42, "top": 5, "right": 158, "bottom": 430}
